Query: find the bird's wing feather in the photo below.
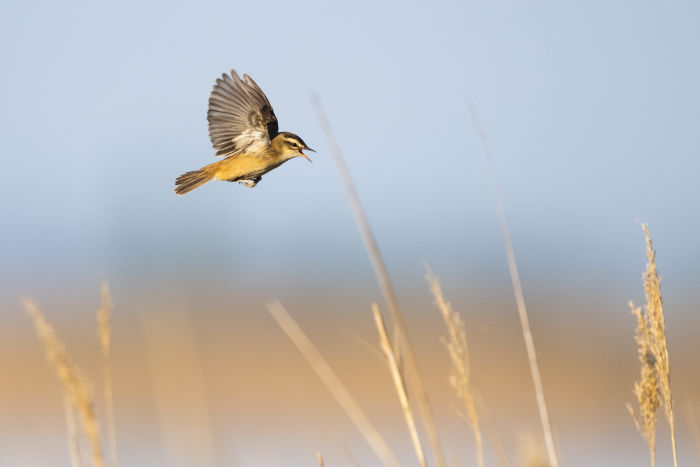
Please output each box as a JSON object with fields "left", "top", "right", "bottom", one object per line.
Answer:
{"left": 207, "top": 70, "right": 279, "bottom": 158}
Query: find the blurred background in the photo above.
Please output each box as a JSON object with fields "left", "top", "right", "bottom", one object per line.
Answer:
{"left": 1, "top": 1, "right": 699, "bottom": 465}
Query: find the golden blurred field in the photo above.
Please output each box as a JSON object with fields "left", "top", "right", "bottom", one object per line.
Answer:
{"left": 3, "top": 254, "right": 699, "bottom": 466}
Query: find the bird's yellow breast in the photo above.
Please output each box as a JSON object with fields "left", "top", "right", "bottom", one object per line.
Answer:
{"left": 212, "top": 152, "right": 284, "bottom": 181}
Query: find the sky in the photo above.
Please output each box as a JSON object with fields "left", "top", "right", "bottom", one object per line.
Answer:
{"left": 0, "top": 1, "right": 699, "bottom": 465}
{"left": 0, "top": 1, "right": 698, "bottom": 297}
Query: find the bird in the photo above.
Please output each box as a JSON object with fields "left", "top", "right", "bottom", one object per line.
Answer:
{"left": 174, "top": 69, "right": 314, "bottom": 195}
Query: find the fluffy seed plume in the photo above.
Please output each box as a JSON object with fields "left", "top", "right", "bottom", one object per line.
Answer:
{"left": 627, "top": 224, "right": 676, "bottom": 467}
{"left": 23, "top": 298, "right": 105, "bottom": 467}
{"left": 426, "top": 269, "right": 483, "bottom": 467}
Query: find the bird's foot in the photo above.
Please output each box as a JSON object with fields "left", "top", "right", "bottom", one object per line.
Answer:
{"left": 237, "top": 177, "right": 261, "bottom": 188}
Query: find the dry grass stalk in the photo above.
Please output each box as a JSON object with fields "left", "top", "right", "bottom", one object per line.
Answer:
{"left": 22, "top": 298, "right": 105, "bottom": 467}
{"left": 267, "top": 300, "right": 400, "bottom": 467}
{"left": 63, "top": 393, "right": 83, "bottom": 467}
{"left": 627, "top": 303, "right": 659, "bottom": 466}
{"left": 426, "top": 269, "right": 484, "bottom": 467}
{"left": 317, "top": 452, "right": 324, "bottom": 466}
{"left": 642, "top": 225, "right": 677, "bottom": 467}
{"left": 97, "top": 280, "right": 117, "bottom": 467}
{"left": 312, "top": 94, "right": 446, "bottom": 467}
{"left": 372, "top": 303, "right": 427, "bottom": 467}
{"left": 628, "top": 224, "right": 677, "bottom": 466}
{"left": 468, "top": 103, "right": 559, "bottom": 467}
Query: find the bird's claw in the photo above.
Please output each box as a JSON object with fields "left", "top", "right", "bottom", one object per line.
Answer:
{"left": 238, "top": 177, "right": 261, "bottom": 188}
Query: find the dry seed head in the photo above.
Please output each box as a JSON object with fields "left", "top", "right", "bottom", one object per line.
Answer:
{"left": 640, "top": 224, "right": 677, "bottom": 466}
{"left": 628, "top": 302, "right": 659, "bottom": 466}
{"left": 627, "top": 225, "right": 677, "bottom": 467}
{"left": 23, "top": 298, "right": 105, "bottom": 467}
{"left": 426, "top": 269, "right": 483, "bottom": 467}
{"left": 641, "top": 226, "right": 672, "bottom": 420}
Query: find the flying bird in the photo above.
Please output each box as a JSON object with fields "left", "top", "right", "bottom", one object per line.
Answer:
{"left": 175, "top": 70, "right": 314, "bottom": 195}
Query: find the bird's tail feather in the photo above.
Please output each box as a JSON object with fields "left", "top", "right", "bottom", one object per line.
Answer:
{"left": 174, "top": 168, "right": 213, "bottom": 195}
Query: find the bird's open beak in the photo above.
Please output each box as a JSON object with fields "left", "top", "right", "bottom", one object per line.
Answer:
{"left": 300, "top": 147, "right": 315, "bottom": 162}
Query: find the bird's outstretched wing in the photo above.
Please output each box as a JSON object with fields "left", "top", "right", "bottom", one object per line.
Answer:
{"left": 207, "top": 70, "right": 279, "bottom": 158}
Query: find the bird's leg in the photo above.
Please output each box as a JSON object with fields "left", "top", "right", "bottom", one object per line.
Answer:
{"left": 237, "top": 177, "right": 262, "bottom": 188}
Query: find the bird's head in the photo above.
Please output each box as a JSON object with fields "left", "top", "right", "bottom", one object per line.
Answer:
{"left": 275, "top": 132, "right": 315, "bottom": 162}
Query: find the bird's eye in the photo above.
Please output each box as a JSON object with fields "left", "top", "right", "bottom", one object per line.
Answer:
{"left": 290, "top": 142, "right": 298, "bottom": 148}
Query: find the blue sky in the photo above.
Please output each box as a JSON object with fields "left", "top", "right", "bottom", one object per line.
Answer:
{"left": 0, "top": 0, "right": 698, "bottom": 302}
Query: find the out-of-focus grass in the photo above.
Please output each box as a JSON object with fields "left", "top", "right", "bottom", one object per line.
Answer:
{"left": 372, "top": 302, "right": 426, "bottom": 467}
{"left": 97, "top": 281, "right": 117, "bottom": 467}
{"left": 426, "top": 268, "right": 483, "bottom": 467}
{"left": 23, "top": 298, "right": 105, "bottom": 467}
{"left": 12, "top": 267, "right": 694, "bottom": 466}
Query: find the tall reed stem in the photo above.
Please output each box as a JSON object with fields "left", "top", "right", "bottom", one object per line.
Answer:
{"left": 468, "top": 103, "right": 559, "bottom": 467}
{"left": 267, "top": 301, "right": 400, "bottom": 467}
{"left": 97, "top": 281, "right": 117, "bottom": 467}
{"left": 372, "top": 303, "right": 427, "bottom": 467}
{"left": 312, "top": 94, "right": 447, "bottom": 467}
